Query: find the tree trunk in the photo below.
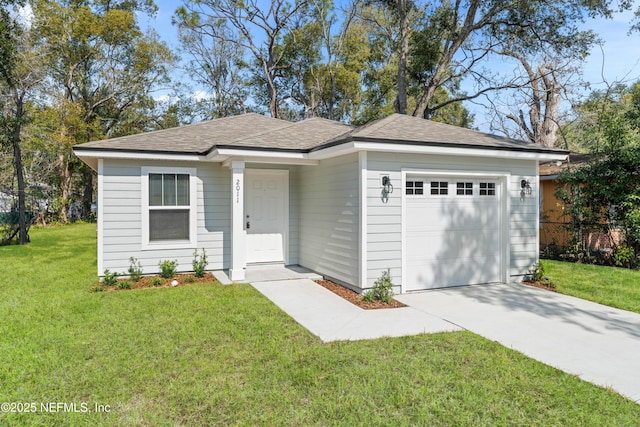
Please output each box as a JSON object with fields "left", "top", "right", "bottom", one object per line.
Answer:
{"left": 413, "top": 81, "right": 438, "bottom": 118}
{"left": 539, "top": 69, "right": 561, "bottom": 148}
{"left": 395, "top": 0, "right": 408, "bottom": 115}
{"left": 266, "top": 72, "right": 279, "bottom": 119}
{"left": 11, "top": 89, "right": 28, "bottom": 244}
{"left": 81, "top": 165, "right": 94, "bottom": 219}
{"left": 59, "top": 152, "right": 73, "bottom": 223}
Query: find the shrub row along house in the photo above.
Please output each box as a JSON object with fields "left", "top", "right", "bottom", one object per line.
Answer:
{"left": 73, "top": 113, "right": 567, "bottom": 293}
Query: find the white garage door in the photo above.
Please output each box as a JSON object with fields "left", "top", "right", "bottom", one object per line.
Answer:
{"left": 405, "top": 176, "right": 503, "bottom": 291}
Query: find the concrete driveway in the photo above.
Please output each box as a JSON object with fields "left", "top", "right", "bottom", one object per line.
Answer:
{"left": 396, "top": 283, "right": 640, "bottom": 403}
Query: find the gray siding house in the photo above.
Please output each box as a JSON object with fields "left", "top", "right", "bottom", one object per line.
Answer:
{"left": 74, "top": 113, "right": 567, "bottom": 293}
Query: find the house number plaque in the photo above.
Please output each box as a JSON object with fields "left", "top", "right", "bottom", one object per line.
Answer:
{"left": 235, "top": 179, "right": 241, "bottom": 203}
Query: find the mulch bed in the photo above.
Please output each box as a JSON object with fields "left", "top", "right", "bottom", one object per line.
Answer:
{"left": 92, "top": 273, "right": 217, "bottom": 292}
{"left": 314, "top": 279, "right": 406, "bottom": 310}
{"left": 522, "top": 280, "right": 557, "bottom": 292}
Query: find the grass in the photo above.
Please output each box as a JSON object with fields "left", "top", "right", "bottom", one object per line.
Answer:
{"left": 542, "top": 260, "right": 640, "bottom": 314}
{"left": 1, "top": 224, "right": 639, "bottom": 425}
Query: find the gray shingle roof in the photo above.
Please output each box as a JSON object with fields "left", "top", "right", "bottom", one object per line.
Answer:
{"left": 319, "top": 113, "right": 558, "bottom": 153}
{"left": 74, "top": 112, "right": 566, "bottom": 155}
{"left": 74, "top": 113, "right": 291, "bottom": 154}
{"left": 217, "top": 117, "right": 353, "bottom": 151}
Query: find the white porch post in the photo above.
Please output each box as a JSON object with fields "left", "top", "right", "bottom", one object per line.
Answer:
{"left": 229, "top": 160, "right": 246, "bottom": 281}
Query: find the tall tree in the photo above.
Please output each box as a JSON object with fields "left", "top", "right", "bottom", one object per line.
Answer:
{"left": 0, "top": 0, "right": 39, "bottom": 244}
{"left": 32, "top": 0, "right": 174, "bottom": 222}
{"left": 175, "top": 15, "right": 249, "bottom": 119}
{"left": 409, "top": 0, "right": 615, "bottom": 120}
{"left": 489, "top": 56, "right": 572, "bottom": 147}
{"left": 567, "top": 82, "right": 640, "bottom": 153}
{"left": 175, "top": 0, "right": 313, "bottom": 119}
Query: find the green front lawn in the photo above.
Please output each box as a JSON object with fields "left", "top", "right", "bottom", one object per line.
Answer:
{"left": 1, "top": 224, "right": 639, "bottom": 425}
{"left": 542, "top": 260, "right": 640, "bottom": 314}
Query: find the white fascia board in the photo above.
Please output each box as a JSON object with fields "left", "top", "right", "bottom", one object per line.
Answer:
{"left": 221, "top": 156, "right": 319, "bottom": 167}
{"left": 402, "top": 168, "right": 511, "bottom": 179}
{"left": 349, "top": 142, "right": 568, "bottom": 162}
{"left": 213, "top": 148, "right": 309, "bottom": 160}
{"left": 308, "top": 141, "right": 359, "bottom": 160}
{"left": 74, "top": 149, "right": 204, "bottom": 163}
{"left": 209, "top": 148, "right": 319, "bottom": 165}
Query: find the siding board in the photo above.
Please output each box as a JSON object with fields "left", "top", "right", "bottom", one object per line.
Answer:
{"left": 298, "top": 154, "right": 359, "bottom": 286}
{"left": 366, "top": 152, "right": 539, "bottom": 288}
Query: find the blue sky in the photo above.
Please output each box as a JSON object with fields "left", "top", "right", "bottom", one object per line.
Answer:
{"left": 143, "top": 1, "right": 640, "bottom": 130}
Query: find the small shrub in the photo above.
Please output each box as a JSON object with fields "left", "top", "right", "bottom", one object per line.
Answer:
{"left": 128, "top": 256, "right": 143, "bottom": 282}
{"left": 159, "top": 259, "right": 178, "bottom": 278}
{"left": 192, "top": 248, "right": 208, "bottom": 278}
{"left": 614, "top": 244, "right": 635, "bottom": 268}
{"left": 151, "top": 277, "right": 163, "bottom": 287}
{"left": 362, "top": 269, "right": 394, "bottom": 303}
{"left": 529, "top": 262, "right": 545, "bottom": 282}
{"left": 185, "top": 276, "right": 196, "bottom": 283}
{"left": 90, "top": 284, "right": 104, "bottom": 293}
{"left": 362, "top": 290, "right": 375, "bottom": 303}
{"left": 102, "top": 269, "right": 119, "bottom": 286}
{"left": 528, "top": 261, "right": 556, "bottom": 289}
{"left": 118, "top": 281, "right": 131, "bottom": 290}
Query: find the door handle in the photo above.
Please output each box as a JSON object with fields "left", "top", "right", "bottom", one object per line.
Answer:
{"left": 246, "top": 221, "right": 250, "bottom": 229}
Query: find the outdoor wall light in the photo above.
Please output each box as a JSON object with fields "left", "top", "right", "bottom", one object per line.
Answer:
{"left": 382, "top": 175, "right": 393, "bottom": 194}
{"left": 521, "top": 179, "right": 532, "bottom": 195}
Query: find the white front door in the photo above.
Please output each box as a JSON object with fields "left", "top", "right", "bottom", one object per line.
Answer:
{"left": 244, "top": 169, "right": 287, "bottom": 264}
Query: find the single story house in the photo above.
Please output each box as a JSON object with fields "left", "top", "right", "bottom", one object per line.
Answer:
{"left": 74, "top": 113, "right": 567, "bottom": 293}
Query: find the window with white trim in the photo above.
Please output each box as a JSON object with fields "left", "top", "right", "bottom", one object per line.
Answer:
{"left": 142, "top": 167, "right": 197, "bottom": 249}
{"left": 430, "top": 181, "right": 448, "bottom": 195}
{"left": 479, "top": 182, "right": 496, "bottom": 196}
{"left": 456, "top": 182, "right": 473, "bottom": 196}
{"left": 406, "top": 180, "right": 424, "bottom": 195}
{"left": 149, "top": 173, "right": 190, "bottom": 241}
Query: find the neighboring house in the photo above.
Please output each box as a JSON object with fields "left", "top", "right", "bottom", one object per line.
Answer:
{"left": 0, "top": 189, "right": 11, "bottom": 213}
{"left": 73, "top": 113, "right": 566, "bottom": 293}
{"left": 539, "top": 153, "right": 623, "bottom": 251}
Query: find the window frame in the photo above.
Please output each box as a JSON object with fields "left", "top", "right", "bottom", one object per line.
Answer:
{"left": 141, "top": 166, "right": 198, "bottom": 250}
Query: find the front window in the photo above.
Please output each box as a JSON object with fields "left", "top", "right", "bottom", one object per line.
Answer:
{"left": 149, "top": 173, "right": 190, "bottom": 241}
{"left": 142, "top": 167, "right": 197, "bottom": 249}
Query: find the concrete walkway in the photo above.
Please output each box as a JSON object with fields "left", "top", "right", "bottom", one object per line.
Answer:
{"left": 251, "top": 278, "right": 462, "bottom": 341}
{"left": 251, "top": 274, "right": 640, "bottom": 403}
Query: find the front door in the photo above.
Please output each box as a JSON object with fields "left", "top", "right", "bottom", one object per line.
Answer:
{"left": 244, "top": 169, "right": 287, "bottom": 264}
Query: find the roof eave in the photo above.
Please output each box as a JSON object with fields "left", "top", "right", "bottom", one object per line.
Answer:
{"left": 74, "top": 135, "right": 569, "bottom": 167}
{"left": 73, "top": 147, "right": 206, "bottom": 171}
{"left": 309, "top": 136, "right": 569, "bottom": 161}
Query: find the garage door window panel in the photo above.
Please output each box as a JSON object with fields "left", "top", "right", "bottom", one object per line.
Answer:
{"left": 430, "top": 181, "right": 448, "bottom": 195}
{"left": 406, "top": 180, "right": 424, "bottom": 195}
{"left": 456, "top": 182, "right": 473, "bottom": 196}
{"left": 480, "top": 182, "right": 496, "bottom": 196}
